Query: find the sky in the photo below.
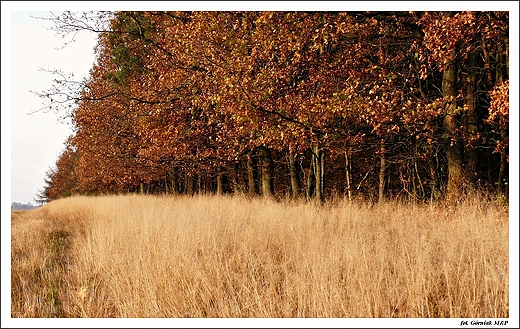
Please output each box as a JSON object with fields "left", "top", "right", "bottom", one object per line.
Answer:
{"left": 7, "top": 10, "right": 98, "bottom": 206}
{"left": 2, "top": 1, "right": 519, "bottom": 327}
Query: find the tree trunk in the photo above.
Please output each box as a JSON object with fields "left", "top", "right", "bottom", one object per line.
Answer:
{"left": 289, "top": 151, "right": 301, "bottom": 199}
{"left": 481, "top": 33, "right": 494, "bottom": 84}
{"left": 216, "top": 167, "right": 224, "bottom": 195}
{"left": 345, "top": 149, "right": 352, "bottom": 201}
{"left": 378, "top": 139, "right": 386, "bottom": 204}
{"left": 306, "top": 152, "right": 315, "bottom": 202}
{"left": 313, "top": 144, "right": 325, "bottom": 205}
{"left": 412, "top": 164, "right": 417, "bottom": 200}
{"left": 495, "top": 39, "right": 507, "bottom": 195}
{"left": 504, "top": 34, "right": 509, "bottom": 78}
{"left": 259, "top": 146, "right": 274, "bottom": 198}
{"left": 497, "top": 127, "right": 507, "bottom": 195}
{"left": 495, "top": 41, "right": 504, "bottom": 84}
{"left": 247, "top": 150, "right": 257, "bottom": 196}
{"left": 186, "top": 173, "right": 195, "bottom": 196}
{"left": 442, "top": 47, "right": 465, "bottom": 199}
{"left": 464, "top": 52, "right": 478, "bottom": 188}
{"left": 232, "top": 161, "right": 242, "bottom": 194}
{"left": 429, "top": 147, "right": 441, "bottom": 200}
{"left": 319, "top": 148, "right": 325, "bottom": 202}
{"left": 415, "top": 160, "right": 425, "bottom": 199}
{"left": 170, "top": 167, "right": 178, "bottom": 195}
{"left": 198, "top": 171, "right": 205, "bottom": 194}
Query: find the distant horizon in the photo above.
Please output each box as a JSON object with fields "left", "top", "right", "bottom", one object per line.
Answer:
{"left": 11, "top": 201, "right": 38, "bottom": 210}
{"left": 11, "top": 200, "right": 36, "bottom": 204}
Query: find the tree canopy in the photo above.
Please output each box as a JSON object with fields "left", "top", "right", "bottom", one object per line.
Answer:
{"left": 35, "top": 11, "right": 509, "bottom": 204}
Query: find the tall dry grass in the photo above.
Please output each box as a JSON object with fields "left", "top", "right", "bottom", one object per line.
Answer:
{"left": 11, "top": 193, "right": 509, "bottom": 318}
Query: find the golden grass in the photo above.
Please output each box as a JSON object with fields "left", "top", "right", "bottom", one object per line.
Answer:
{"left": 11, "top": 193, "right": 509, "bottom": 319}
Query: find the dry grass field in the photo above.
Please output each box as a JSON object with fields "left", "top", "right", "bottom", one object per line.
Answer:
{"left": 10, "top": 193, "right": 509, "bottom": 321}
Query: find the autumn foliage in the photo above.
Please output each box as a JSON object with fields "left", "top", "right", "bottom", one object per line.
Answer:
{"left": 36, "top": 11, "right": 509, "bottom": 204}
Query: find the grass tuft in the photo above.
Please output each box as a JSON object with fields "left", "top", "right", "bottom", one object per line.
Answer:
{"left": 11, "top": 193, "right": 509, "bottom": 318}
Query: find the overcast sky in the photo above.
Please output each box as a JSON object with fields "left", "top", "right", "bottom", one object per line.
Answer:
{"left": 7, "top": 10, "right": 98, "bottom": 206}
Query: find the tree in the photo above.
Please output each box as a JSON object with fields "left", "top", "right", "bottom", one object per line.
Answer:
{"left": 35, "top": 11, "right": 509, "bottom": 203}
{"left": 418, "top": 11, "right": 509, "bottom": 198}
{"left": 36, "top": 137, "right": 79, "bottom": 202}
